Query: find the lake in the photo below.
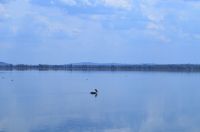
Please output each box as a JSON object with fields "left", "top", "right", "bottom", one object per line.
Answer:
{"left": 0, "top": 71, "right": 200, "bottom": 132}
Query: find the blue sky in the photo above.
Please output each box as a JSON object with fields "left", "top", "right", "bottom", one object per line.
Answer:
{"left": 0, "top": 0, "right": 200, "bottom": 64}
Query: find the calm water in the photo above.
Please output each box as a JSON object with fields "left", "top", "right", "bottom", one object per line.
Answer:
{"left": 0, "top": 71, "right": 200, "bottom": 132}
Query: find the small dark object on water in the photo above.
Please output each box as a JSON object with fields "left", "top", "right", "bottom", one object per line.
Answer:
{"left": 90, "top": 89, "right": 98, "bottom": 94}
{"left": 90, "top": 89, "right": 98, "bottom": 98}
{"left": 11, "top": 79, "right": 13, "bottom": 82}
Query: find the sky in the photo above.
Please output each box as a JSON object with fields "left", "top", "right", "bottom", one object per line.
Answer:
{"left": 0, "top": 0, "right": 200, "bottom": 64}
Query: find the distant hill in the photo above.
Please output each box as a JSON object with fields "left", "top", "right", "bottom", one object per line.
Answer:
{"left": 71, "top": 62, "right": 98, "bottom": 65}
{"left": 0, "top": 62, "right": 9, "bottom": 65}
{"left": 70, "top": 62, "right": 127, "bottom": 66}
{"left": 1, "top": 62, "right": 200, "bottom": 72}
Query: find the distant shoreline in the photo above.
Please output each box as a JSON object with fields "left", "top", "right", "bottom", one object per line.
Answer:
{"left": 1, "top": 64, "right": 200, "bottom": 72}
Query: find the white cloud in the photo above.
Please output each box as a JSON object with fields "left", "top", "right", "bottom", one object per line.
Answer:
{"left": 1, "top": 0, "right": 132, "bottom": 36}
{"left": 140, "top": 0, "right": 165, "bottom": 23}
{"left": 38, "top": 16, "right": 82, "bottom": 37}
{"left": 81, "top": 0, "right": 93, "bottom": 6}
{"left": 1, "top": 0, "right": 199, "bottom": 45}
{"left": 102, "top": 0, "right": 132, "bottom": 10}
{"left": 57, "top": 0, "right": 132, "bottom": 10}
{"left": 138, "top": 0, "right": 172, "bottom": 42}
{"left": 59, "top": 0, "right": 77, "bottom": 6}
{"left": 0, "top": 3, "right": 9, "bottom": 18}
{"left": 139, "top": 0, "right": 171, "bottom": 33}
{"left": 0, "top": 3, "right": 4, "bottom": 13}
{"left": 59, "top": 0, "right": 99, "bottom": 6}
{"left": 147, "top": 22, "right": 163, "bottom": 30}
{"left": 0, "top": 0, "right": 85, "bottom": 39}
{"left": 29, "top": 7, "right": 84, "bottom": 38}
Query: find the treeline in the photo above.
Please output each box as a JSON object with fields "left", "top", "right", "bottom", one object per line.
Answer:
{"left": 1, "top": 64, "right": 200, "bottom": 72}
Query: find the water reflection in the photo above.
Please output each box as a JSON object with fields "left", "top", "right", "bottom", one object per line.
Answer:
{"left": 94, "top": 94, "right": 98, "bottom": 98}
{"left": 0, "top": 71, "right": 200, "bottom": 132}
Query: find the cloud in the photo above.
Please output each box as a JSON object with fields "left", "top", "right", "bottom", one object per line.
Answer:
{"left": 59, "top": 0, "right": 77, "bottom": 6}
{"left": 102, "top": 0, "right": 132, "bottom": 10}
{"left": 56, "top": 0, "right": 132, "bottom": 10}
{"left": 0, "top": 0, "right": 134, "bottom": 41}
{"left": 0, "top": 3, "right": 5, "bottom": 14}
{"left": 32, "top": 12, "right": 81, "bottom": 37}
{"left": 1, "top": 0, "right": 200, "bottom": 63}
{"left": 0, "top": 0, "right": 85, "bottom": 40}
{"left": 139, "top": 0, "right": 166, "bottom": 29}
{"left": 0, "top": 2, "right": 9, "bottom": 19}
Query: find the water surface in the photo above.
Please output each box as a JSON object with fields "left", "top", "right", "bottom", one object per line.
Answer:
{"left": 0, "top": 71, "right": 200, "bottom": 132}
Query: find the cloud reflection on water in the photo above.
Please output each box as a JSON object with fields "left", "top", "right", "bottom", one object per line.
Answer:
{"left": 0, "top": 71, "right": 200, "bottom": 132}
